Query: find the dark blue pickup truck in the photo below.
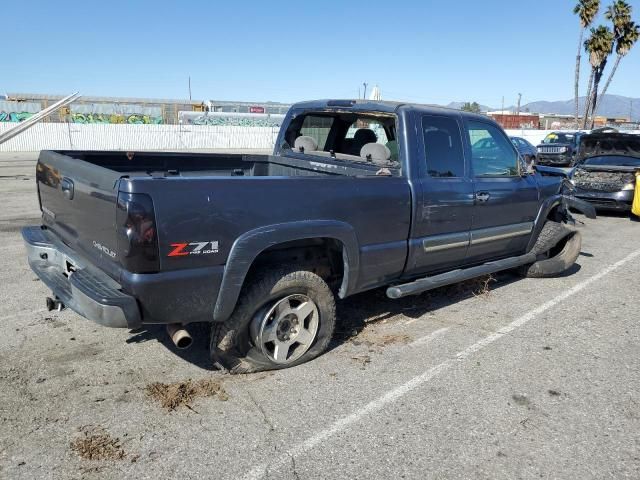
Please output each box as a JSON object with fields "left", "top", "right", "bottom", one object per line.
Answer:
{"left": 22, "top": 100, "right": 595, "bottom": 372}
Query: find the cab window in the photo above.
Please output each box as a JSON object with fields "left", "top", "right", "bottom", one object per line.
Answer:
{"left": 422, "top": 115, "right": 465, "bottom": 178}
{"left": 467, "top": 121, "right": 519, "bottom": 176}
{"left": 299, "top": 115, "right": 334, "bottom": 151}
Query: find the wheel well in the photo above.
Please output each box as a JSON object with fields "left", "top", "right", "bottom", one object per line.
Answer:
{"left": 547, "top": 203, "right": 568, "bottom": 223}
{"left": 246, "top": 238, "right": 345, "bottom": 292}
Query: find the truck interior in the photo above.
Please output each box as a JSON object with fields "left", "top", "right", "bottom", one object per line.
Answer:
{"left": 281, "top": 111, "right": 400, "bottom": 170}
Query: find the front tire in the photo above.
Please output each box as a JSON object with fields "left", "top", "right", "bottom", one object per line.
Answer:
{"left": 522, "top": 221, "right": 582, "bottom": 278}
{"left": 210, "top": 266, "right": 336, "bottom": 374}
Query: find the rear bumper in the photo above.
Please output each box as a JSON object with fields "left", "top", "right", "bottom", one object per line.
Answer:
{"left": 22, "top": 226, "right": 141, "bottom": 328}
{"left": 574, "top": 189, "right": 633, "bottom": 211}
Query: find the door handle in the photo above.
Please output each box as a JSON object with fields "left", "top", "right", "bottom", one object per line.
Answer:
{"left": 475, "top": 191, "right": 490, "bottom": 203}
{"left": 61, "top": 177, "right": 74, "bottom": 200}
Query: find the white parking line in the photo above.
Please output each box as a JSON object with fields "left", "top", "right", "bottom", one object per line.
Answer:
{"left": 243, "top": 247, "right": 640, "bottom": 480}
{"left": 0, "top": 308, "right": 46, "bottom": 322}
{"left": 409, "top": 327, "right": 450, "bottom": 346}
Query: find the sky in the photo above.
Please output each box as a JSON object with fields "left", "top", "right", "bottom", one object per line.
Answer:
{"left": 3, "top": 0, "right": 640, "bottom": 108}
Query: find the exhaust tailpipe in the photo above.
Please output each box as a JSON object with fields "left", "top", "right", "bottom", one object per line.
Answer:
{"left": 46, "top": 296, "right": 65, "bottom": 312}
{"left": 167, "top": 323, "right": 193, "bottom": 350}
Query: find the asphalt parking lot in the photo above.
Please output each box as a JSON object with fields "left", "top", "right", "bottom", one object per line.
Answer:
{"left": 1, "top": 152, "right": 639, "bottom": 480}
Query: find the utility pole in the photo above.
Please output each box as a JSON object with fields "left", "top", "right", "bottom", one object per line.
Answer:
{"left": 188, "top": 76, "right": 192, "bottom": 101}
{"left": 501, "top": 96, "right": 505, "bottom": 114}
{"left": 516, "top": 93, "right": 522, "bottom": 116}
{"left": 363, "top": 82, "right": 368, "bottom": 100}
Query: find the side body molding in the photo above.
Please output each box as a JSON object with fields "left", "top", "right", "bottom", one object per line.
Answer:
{"left": 213, "top": 220, "right": 360, "bottom": 322}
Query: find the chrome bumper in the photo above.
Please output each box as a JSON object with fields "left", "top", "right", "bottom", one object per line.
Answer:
{"left": 22, "top": 226, "right": 141, "bottom": 328}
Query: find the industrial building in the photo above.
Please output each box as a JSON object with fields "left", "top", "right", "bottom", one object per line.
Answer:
{"left": 1, "top": 93, "right": 292, "bottom": 125}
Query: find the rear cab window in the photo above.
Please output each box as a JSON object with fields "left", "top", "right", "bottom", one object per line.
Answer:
{"left": 300, "top": 115, "right": 334, "bottom": 151}
{"left": 282, "top": 110, "right": 400, "bottom": 174}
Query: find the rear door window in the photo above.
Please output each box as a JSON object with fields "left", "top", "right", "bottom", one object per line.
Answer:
{"left": 421, "top": 115, "right": 465, "bottom": 178}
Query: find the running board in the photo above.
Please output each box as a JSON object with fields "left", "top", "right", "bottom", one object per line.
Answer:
{"left": 386, "top": 252, "right": 537, "bottom": 299}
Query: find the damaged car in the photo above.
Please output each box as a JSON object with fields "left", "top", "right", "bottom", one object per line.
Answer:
{"left": 570, "top": 132, "right": 640, "bottom": 213}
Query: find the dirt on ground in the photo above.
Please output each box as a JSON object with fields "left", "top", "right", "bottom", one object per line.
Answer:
{"left": 145, "top": 378, "right": 229, "bottom": 411}
{"left": 351, "top": 330, "right": 412, "bottom": 348}
{"left": 70, "top": 426, "right": 126, "bottom": 461}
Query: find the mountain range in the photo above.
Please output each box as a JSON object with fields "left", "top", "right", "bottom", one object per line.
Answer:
{"left": 447, "top": 95, "right": 639, "bottom": 121}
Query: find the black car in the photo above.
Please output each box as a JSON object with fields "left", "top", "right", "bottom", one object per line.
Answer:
{"left": 571, "top": 132, "right": 640, "bottom": 212}
{"left": 537, "top": 131, "right": 583, "bottom": 167}
{"left": 510, "top": 136, "right": 538, "bottom": 165}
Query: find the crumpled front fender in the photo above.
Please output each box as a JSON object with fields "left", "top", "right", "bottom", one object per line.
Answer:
{"left": 562, "top": 194, "right": 597, "bottom": 219}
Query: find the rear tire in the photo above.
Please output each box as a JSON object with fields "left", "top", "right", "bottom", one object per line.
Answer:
{"left": 210, "top": 266, "right": 336, "bottom": 374}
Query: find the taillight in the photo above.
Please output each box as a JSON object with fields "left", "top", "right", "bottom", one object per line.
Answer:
{"left": 116, "top": 192, "right": 160, "bottom": 273}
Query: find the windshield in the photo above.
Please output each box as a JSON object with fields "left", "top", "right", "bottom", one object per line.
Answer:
{"left": 542, "top": 133, "right": 576, "bottom": 145}
{"left": 582, "top": 155, "right": 640, "bottom": 167}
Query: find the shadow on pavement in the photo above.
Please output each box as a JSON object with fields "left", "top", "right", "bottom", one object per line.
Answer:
{"left": 124, "top": 258, "right": 589, "bottom": 369}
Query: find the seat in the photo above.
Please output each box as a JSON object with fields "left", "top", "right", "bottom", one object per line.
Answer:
{"left": 348, "top": 129, "right": 377, "bottom": 156}
{"left": 360, "top": 143, "right": 391, "bottom": 164}
{"left": 293, "top": 135, "right": 318, "bottom": 153}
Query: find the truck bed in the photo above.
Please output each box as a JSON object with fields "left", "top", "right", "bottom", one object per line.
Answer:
{"left": 55, "top": 150, "right": 394, "bottom": 178}
{"left": 34, "top": 146, "right": 411, "bottom": 325}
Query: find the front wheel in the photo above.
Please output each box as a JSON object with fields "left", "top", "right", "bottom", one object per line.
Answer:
{"left": 210, "top": 267, "right": 336, "bottom": 374}
{"left": 522, "top": 221, "right": 582, "bottom": 278}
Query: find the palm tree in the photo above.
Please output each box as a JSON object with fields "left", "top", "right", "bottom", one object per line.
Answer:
{"left": 582, "top": 25, "right": 615, "bottom": 128}
{"left": 592, "top": 2, "right": 639, "bottom": 117}
{"left": 574, "top": 0, "right": 601, "bottom": 125}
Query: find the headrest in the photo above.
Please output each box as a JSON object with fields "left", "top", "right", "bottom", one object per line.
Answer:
{"left": 360, "top": 143, "right": 391, "bottom": 163}
{"left": 294, "top": 135, "right": 318, "bottom": 153}
{"left": 353, "top": 129, "right": 378, "bottom": 145}
{"left": 385, "top": 140, "right": 399, "bottom": 160}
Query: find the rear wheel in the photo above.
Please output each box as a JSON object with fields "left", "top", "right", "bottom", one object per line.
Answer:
{"left": 210, "top": 266, "right": 336, "bottom": 374}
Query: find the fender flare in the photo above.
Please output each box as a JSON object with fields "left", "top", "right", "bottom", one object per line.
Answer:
{"left": 527, "top": 195, "right": 563, "bottom": 252}
{"left": 526, "top": 193, "right": 595, "bottom": 252}
{"left": 213, "top": 220, "right": 359, "bottom": 322}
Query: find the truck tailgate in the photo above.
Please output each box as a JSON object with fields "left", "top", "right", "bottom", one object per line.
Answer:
{"left": 36, "top": 151, "right": 123, "bottom": 280}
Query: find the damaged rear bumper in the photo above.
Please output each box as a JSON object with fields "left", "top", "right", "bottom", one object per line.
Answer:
{"left": 22, "top": 226, "right": 141, "bottom": 328}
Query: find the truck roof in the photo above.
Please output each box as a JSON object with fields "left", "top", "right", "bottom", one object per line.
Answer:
{"left": 290, "top": 99, "right": 491, "bottom": 122}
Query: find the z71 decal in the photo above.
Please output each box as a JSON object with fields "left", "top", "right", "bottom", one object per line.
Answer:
{"left": 168, "top": 241, "right": 219, "bottom": 257}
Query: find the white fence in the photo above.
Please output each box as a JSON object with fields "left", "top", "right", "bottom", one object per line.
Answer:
{"left": 0, "top": 123, "right": 281, "bottom": 152}
{"left": 1, "top": 123, "right": 639, "bottom": 153}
